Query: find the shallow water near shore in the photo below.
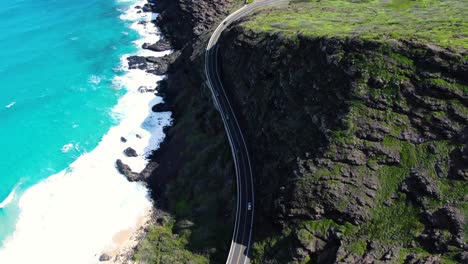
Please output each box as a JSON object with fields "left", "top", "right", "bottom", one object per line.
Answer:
{"left": 0, "top": 0, "right": 170, "bottom": 262}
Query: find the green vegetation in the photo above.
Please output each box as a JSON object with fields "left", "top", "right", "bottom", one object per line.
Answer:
{"left": 244, "top": 0, "right": 468, "bottom": 48}
{"left": 428, "top": 78, "right": 468, "bottom": 93}
{"left": 134, "top": 220, "right": 209, "bottom": 264}
{"left": 251, "top": 229, "right": 294, "bottom": 264}
{"left": 326, "top": 48, "right": 465, "bottom": 259}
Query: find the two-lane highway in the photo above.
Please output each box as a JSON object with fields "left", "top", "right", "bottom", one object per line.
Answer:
{"left": 204, "top": 1, "right": 288, "bottom": 263}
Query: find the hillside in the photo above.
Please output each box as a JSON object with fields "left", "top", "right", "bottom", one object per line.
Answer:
{"left": 130, "top": 0, "right": 467, "bottom": 263}
{"left": 220, "top": 26, "right": 467, "bottom": 264}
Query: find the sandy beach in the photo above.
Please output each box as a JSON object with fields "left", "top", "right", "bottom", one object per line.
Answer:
{"left": 100, "top": 206, "right": 155, "bottom": 264}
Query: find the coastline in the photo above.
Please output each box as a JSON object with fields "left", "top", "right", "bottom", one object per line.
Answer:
{"left": 101, "top": 206, "right": 155, "bottom": 264}
{"left": 98, "top": 0, "right": 176, "bottom": 262}
{"left": 123, "top": 0, "right": 241, "bottom": 262}
{"left": 98, "top": 1, "right": 176, "bottom": 263}
{"left": 0, "top": 0, "right": 173, "bottom": 263}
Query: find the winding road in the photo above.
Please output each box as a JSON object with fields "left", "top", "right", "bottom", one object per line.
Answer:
{"left": 204, "top": 0, "right": 288, "bottom": 263}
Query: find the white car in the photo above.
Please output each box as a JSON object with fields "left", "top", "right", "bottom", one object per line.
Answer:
{"left": 247, "top": 202, "right": 252, "bottom": 211}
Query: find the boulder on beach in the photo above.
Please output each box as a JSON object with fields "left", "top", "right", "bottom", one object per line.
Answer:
{"left": 124, "top": 147, "right": 138, "bottom": 157}
{"left": 99, "top": 253, "right": 111, "bottom": 262}
{"left": 137, "top": 86, "right": 155, "bottom": 93}
{"left": 152, "top": 102, "right": 170, "bottom": 112}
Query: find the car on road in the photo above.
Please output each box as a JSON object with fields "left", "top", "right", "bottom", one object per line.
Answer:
{"left": 247, "top": 202, "right": 252, "bottom": 211}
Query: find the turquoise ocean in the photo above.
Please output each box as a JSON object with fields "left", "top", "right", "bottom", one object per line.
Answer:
{"left": 0, "top": 0, "right": 171, "bottom": 262}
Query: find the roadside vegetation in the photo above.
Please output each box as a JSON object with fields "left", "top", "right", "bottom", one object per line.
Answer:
{"left": 134, "top": 217, "right": 209, "bottom": 264}
{"left": 244, "top": 0, "right": 468, "bottom": 48}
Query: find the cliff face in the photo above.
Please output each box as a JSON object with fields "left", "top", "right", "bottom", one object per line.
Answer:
{"left": 153, "top": 0, "right": 238, "bottom": 49}
{"left": 219, "top": 26, "right": 467, "bottom": 263}
{"left": 135, "top": 0, "right": 242, "bottom": 263}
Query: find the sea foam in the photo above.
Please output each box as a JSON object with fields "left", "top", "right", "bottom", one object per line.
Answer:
{"left": 0, "top": 1, "right": 172, "bottom": 263}
{"left": 0, "top": 187, "right": 17, "bottom": 209}
{"left": 5, "top": 102, "right": 15, "bottom": 108}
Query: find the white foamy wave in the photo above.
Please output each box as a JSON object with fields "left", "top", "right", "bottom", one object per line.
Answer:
{"left": 120, "top": 3, "right": 172, "bottom": 57}
{"left": 0, "top": 181, "right": 23, "bottom": 209}
{"left": 61, "top": 143, "right": 80, "bottom": 154}
{"left": 0, "top": 189, "right": 16, "bottom": 209}
{"left": 61, "top": 143, "right": 74, "bottom": 153}
{"left": 89, "top": 75, "right": 102, "bottom": 85}
{"left": 5, "top": 102, "right": 16, "bottom": 108}
{"left": 0, "top": 0, "right": 172, "bottom": 263}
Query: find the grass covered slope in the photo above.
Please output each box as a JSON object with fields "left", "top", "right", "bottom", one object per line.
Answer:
{"left": 243, "top": 0, "right": 468, "bottom": 49}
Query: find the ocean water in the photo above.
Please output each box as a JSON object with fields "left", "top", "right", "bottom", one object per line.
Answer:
{"left": 0, "top": 0, "right": 171, "bottom": 262}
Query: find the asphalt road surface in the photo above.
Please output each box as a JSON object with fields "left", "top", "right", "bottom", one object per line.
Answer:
{"left": 204, "top": 1, "right": 288, "bottom": 263}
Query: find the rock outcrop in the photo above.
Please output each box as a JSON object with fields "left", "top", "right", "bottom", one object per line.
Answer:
{"left": 142, "top": 39, "right": 172, "bottom": 52}
{"left": 116, "top": 159, "right": 139, "bottom": 182}
{"left": 116, "top": 159, "right": 157, "bottom": 182}
{"left": 151, "top": 0, "right": 238, "bottom": 49}
{"left": 124, "top": 147, "right": 138, "bottom": 157}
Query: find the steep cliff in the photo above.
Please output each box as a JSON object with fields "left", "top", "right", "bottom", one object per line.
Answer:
{"left": 132, "top": 0, "right": 242, "bottom": 263}
{"left": 218, "top": 24, "right": 467, "bottom": 263}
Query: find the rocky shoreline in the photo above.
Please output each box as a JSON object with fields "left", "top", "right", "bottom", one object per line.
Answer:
{"left": 100, "top": 2, "right": 178, "bottom": 263}
{"left": 109, "top": 0, "right": 243, "bottom": 262}
{"left": 112, "top": 2, "right": 176, "bottom": 186}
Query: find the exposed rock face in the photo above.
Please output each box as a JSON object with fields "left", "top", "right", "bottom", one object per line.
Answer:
{"left": 152, "top": 0, "right": 237, "bottom": 49}
{"left": 458, "top": 251, "right": 468, "bottom": 263}
{"left": 449, "top": 146, "right": 468, "bottom": 181}
{"left": 419, "top": 206, "right": 466, "bottom": 252}
{"left": 401, "top": 167, "right": 440, "bottom": 207}
{"left": 143, "top": 39, "right": 172, "bottom": 52}
{"left": 127, "top": 53, "right": 178, "bottom": 75}
{"left": 140, "top": 161, "right": 158, "bottom": 180}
